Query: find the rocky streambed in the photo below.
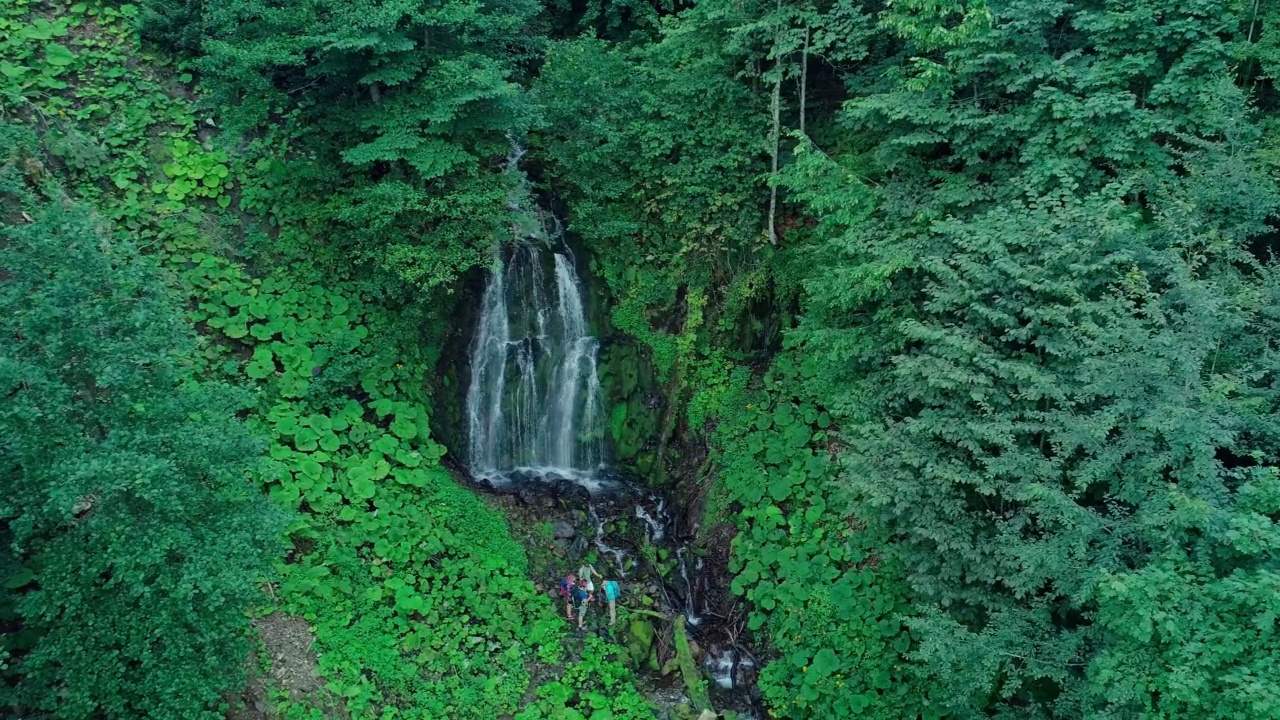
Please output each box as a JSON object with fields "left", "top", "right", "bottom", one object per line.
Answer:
{"left": 470, "top": 470, "right": 763, "bottom": 719}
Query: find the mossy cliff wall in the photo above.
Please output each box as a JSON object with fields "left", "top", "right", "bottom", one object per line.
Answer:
{"left": 426, "top": 265, "right": 486, "bottom": 467}
{"left": 597, "top": 339, "right": 664, "bottom": 478}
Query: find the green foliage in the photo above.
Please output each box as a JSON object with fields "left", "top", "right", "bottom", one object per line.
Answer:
{"left": 702, "top": 355, "right": 938, "bottom": 719}
{"left": 12, "top": 0, "right": 1280, "bottom": 718}
{"left": 141, "top": 0, "right": 545, "bottom": 289}
{"left": 0, "top": 3, "right": 79, "bottom": 100}
{"left": 1, "top": 3, "right": 656, "bottom": 717}
{"left": 0, "top": 0, "right": 236, "bottom": 254}
{"left": 1088, "top": 553, "right": 1280, "bottom": 718}
{"left": 534, "top": 32, "right": 768, "bottom": 380}
{"left": 154, "top": 137, "right": 230, "bottom": 205}
{"left": 514, "top": 637, "right": 654, "bottom": 720}
{"left": 163, "top": 116, "right": 593, "bottom": 720}
{"left": 778, "top": 1, "right": 1280, "bottom": 713}
{"left": 0, "top": 124, "right": 284, "bottom": 719}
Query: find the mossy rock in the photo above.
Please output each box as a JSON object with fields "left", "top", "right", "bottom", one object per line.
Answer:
{"left": 633, "top": 451, "right": 655, "bottom": 476}
{"left": 627, "top": 618, "right": 656, "bottom": 668}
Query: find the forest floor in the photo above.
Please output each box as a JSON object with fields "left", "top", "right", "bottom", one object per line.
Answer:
{"left": 228, "top": 614, "right": 331, "bottom": 720}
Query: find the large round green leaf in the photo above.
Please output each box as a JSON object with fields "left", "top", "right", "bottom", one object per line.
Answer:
{"left": 44, "top": 43, "right": 76, "bottom": 67}
{"left": 390, "top": 414, "right": 417, "bottom": 440}
{"left": 294, "top": 427, "right": 319, "bottom": 452}
{"left": 244, "top": 347, "right": 274, "bottom": 379}
{"left": 350, "top": 475, "right": 376, "bottom": 500}
{"left": 318, "top": 431, "right": 341, "bottom": 452}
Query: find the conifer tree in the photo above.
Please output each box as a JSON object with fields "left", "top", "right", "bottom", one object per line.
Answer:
{"left": 783, "top": 1, "right": 1280, "bottom": 714}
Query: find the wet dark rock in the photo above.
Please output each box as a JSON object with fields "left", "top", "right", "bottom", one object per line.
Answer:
{"left": 555, "top": 482, "right": 591, "bottom": 509}
{"left": 643, "top": 392, "right": 663, "bottom": 410}
{"left": 517, "top": 487, "right": 540, "bottom": 506}
{"left": 552, "top": 520, "right": 576, "bottom": 539}
{"left": 508, "top": 469, "right": 539, "bottom": 484}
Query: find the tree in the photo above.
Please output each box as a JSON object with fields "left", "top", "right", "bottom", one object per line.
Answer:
{"left": 0, "top": 126, "right": 284, "bottom": 719}
{"left": 142, "top": 0, "right": 545, "bottom": 289}
{"left": 782, "top": 1, "right": 1280, "bottom": 714}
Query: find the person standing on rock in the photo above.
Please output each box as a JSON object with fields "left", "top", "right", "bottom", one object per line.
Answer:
{"left": 573, "top": 577, "right": 593, "bottom": 629}
{"left": 558, "top": 573, "right": 577, "bottom": 620}
{"left": 577, "top": 563, "right": 600, "bottom": 597}
{"left": 602, "top": 578, "right": 621, "bottom": 626}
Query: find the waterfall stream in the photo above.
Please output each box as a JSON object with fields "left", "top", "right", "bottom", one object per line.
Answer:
{"left": 465, "top": 145, "right": 605, "bottom": 486}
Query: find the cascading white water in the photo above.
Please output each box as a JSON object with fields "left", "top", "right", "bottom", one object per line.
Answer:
{"left": 589, "top": 505, "right": 629, "bottom": 576}
{"left": 677, "top": 545, "right": 703, "bottom": 626}
{"left": 465, "top": 144, "right": 605, "bottom": 485}
{"left": 706, "top": 649, "right": 754, "bottom": 690}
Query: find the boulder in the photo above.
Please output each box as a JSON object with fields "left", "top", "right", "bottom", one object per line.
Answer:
{"left": 688, "top": 639, "right": 704, "bottom": 662}
{"left": 517, "top": 487, "right": 540, "bottom": 506}
{"left": 626, "top": 619, "right": 656, "bottom": 668}
{"left": 555, "top": 481, "right": 591, "bottom": 509}
{"left": 552, "top": 520, "right": 576, "bottom": 539}
{"left": 508, "top": 469, "right": 538, "bottom": 484}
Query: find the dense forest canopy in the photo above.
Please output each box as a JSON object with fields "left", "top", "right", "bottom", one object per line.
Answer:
{"left": 2, "top": 0, "right": 1279, "bottom": 718}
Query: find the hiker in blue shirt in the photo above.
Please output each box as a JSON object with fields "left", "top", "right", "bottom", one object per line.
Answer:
{"left": 572, "top": 577, "right": 593, "bottom": 629}
{"left": 602, "top": 578, "right": 621, "bottom": 626}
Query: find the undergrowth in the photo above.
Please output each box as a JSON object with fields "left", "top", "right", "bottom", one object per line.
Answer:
{"left": 694, "top": 354, "right": 944, "bottom": 719}
{"left": 0, "top": 1, "right": 654, "bottom": 717}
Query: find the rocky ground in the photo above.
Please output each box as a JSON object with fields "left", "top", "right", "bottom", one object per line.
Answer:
{"left": 479, "top": 476, "right": 763, "bottom": 720}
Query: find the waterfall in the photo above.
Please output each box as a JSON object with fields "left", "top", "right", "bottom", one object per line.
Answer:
{"left": 462, "top": 143, "right": 762, "bottom": 718}
{"left": 465, "top": 144, "right": 605, "bottom": 486}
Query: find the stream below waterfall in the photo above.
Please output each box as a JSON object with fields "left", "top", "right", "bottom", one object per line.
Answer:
{"left": 460, "top": 144, "right": 762, "bottom": 717}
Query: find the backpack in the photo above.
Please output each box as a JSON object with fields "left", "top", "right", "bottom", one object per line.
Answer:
{"left": 557, "top": 578, "right": 573, "bottom": 598}
{"left": 604, "top": 580, "right": 620, "bottom": 600}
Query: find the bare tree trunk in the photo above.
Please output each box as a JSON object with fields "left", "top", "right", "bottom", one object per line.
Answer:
{"left": 799, "top": 26, "right": 810, "bottom": 135}
{"left": 768, "top": 47, "right": 782, "bottom": 245}
{"left": 1242, "top": 0, "right": 1262, "bottom": 90}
